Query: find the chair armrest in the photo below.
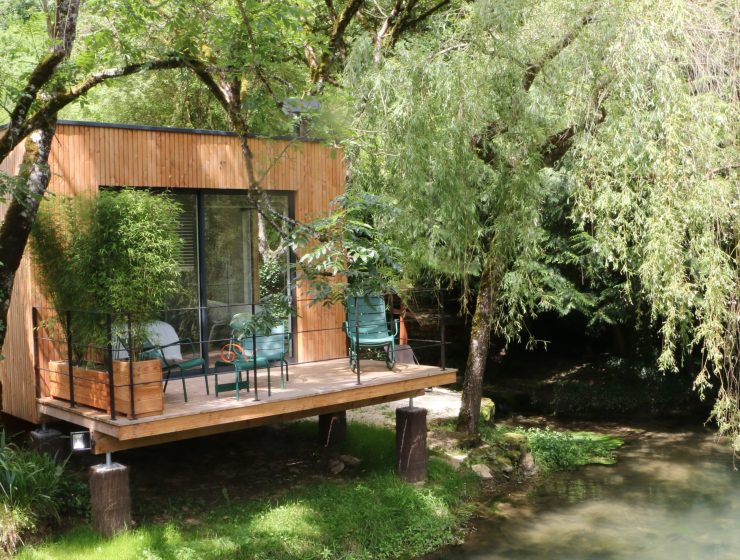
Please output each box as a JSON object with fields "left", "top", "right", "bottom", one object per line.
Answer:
{"left": 180, "top": 337, "right": 198, "bottom": 356}
{"left": 392, "top": 318, "right": 399, "bottom": 338}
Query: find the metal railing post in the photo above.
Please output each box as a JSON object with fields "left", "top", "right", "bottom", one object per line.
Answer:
{"left": 66, "top": 310, "right": 76, "bottom": 408}
{"left": 354, "top": 296, "right": 361, "bottom": 384}
{"left": 106, "top": 313, "right": 116, "bottom": 420}
{"left": 252, "top": 301, "right": 259, "bottom": 401}
{"left": 439, "top": 289, "right": 446, "bottom": 371}
{"left": 127, "top": 313, "right": 136, "bottom": 419}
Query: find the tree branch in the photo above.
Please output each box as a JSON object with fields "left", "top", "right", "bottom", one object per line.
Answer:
{"left": 540, "top": 80, "right": 610, "bottom": 167}
{"left": 523, "top": 13, "right": 594, "bottom": 92}
{"left": 374, "top": 0, "right": 406, "bottom": 63}
{"left": 32, "top": 58, "right": 187, "bottom": 130}
{"left": 0, "top": 51, "right": 65, "bottom": 163}
{"left": 234, "top": 0, "right": 284, "bottom": 110}
{"left": 391, "top": 0, "right": 450, "bottom": 45}
{"left": 311, "top": 0, "right": 365, "bottom": 92}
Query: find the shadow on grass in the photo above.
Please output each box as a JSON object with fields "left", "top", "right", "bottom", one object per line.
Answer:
{"left": 19, "top": 422, "right": 479, "bottom": 560}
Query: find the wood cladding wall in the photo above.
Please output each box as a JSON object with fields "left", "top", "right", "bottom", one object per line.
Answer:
{"left": 0, "top": 123, "right": 346, "bottom": 423}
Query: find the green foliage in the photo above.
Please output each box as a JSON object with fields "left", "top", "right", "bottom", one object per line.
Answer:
{"left": 348, "top": 0, "right": 738, "bottom": 443}
{"left": 61, "top": 70, "right": 230, "bottom": 131}
{"left": 519, "top": 429, "right": 623, "bottom": 474}
{"left": 229, "top": 294, "right": 294, "bottom": 338}
{"left": 290, "top": 193, "right": 404, "bottom": 304}
{"left": 551, "top": 357, "right": 704, "bottom": 419}
{"left": 258, "top": 256, "right": 285, "bottom": 299}
{"left": 30, "top": 189, "right": 182, "bottom": 358}
{"left": 476, "top": 424, "right": 624, "bottom": 475}
{"left": 347, "top": 0, "right": 611, "bottom": 343}
{"left": 0, "top": 431, "right": 89, "bottom": 556}
{"left": 18, "top": 423, "right": 479, "bottom": 560}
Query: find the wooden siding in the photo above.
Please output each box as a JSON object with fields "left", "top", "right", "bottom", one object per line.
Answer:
{"left": 0, "top": 141, "right": 38, "bottom": 422}
{"left": 1, "top": 123, "right": 345, "bottom": 423}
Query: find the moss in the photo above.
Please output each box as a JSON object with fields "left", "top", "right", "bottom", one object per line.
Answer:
{"left": 480, "top": 398, "right": 496, "bottom": 424}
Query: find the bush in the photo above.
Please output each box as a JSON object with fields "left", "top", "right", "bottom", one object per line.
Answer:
{"left": 0, "top": 431, "right": 89, "bottom": 556}
{"left": 0, "top": 505, "right": 31, "bottom": 557}
{"left": 551, "top": 356, "right": 705, "bottom": 418}
{"left": 31, "top": 189, "right": 182, "bottom": 358}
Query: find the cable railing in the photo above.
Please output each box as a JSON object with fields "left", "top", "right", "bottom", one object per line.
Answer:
{"left": 32, "top": 288, "right": 451, "bottom": 421}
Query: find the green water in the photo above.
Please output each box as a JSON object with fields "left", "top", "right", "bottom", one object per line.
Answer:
{"left": 430, "top": 427, "right": 740, "bottom": 560}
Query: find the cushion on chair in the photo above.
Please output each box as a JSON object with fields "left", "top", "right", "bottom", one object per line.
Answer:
{"left": 145, "top": 321, "right": 184, "bottom": 361}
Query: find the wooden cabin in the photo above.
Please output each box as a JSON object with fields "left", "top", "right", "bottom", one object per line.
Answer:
{"left": 0, "top": 122, "right": 455, "bottom": 454}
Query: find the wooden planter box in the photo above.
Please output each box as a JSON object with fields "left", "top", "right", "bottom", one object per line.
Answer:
{"left": 45, "top": 359, "right": 164, "bottom": 417}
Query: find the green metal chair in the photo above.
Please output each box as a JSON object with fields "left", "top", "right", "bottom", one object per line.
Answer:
{"left": 138, "top": 321, "right": 209, "bottom": 403}
{"left": 343, "top": 296, "right": 399, "bottom": 372}
{"left": 214, "top": 317, "right": 290, "bottom": 399}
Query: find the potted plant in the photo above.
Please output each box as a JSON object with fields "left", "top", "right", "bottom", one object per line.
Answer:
{"left": 31, "top": 189, "right": 183, "bottom": 417}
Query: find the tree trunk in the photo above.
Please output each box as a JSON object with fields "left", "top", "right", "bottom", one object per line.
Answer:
{"left": 0, "top": 120, "right": 56, "bottom": 350}
{"left": 456, "top": 262, "right": 495, "bottom": 438}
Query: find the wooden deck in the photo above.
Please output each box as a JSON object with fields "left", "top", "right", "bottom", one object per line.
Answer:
{"left": 37, "top": 359, "right": 457, "bottom": 454}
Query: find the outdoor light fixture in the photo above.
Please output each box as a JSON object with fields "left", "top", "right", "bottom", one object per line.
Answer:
{"left": 70, "top": 430, "right": 91, "bottom": 452}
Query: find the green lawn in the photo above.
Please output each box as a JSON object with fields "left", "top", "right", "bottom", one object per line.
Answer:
{"left": 18, "top": 423, "right": 480, "bottom": 560}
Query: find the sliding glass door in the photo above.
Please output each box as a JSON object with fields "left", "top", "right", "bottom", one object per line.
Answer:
{"left": 162, "top": 190, "right": 293, "bottom": 357}
{"left": 204, "top": 194, "right": 256, "bottom": 345}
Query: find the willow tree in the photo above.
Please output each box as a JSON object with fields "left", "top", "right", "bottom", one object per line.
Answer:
{"left": 349, "top": 0, "right": 738, "bottom": 441}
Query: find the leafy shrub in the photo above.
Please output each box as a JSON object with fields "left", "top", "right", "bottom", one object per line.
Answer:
{"left": 31, "top": 189, "right": 182, "bottom": 359}
{"left": 0, "top": 505, "right": 31, "bottom": 557}
{"left": 259, "top": 255, "right": 285, "bottom": 298}
{"left": 551, "top": 356, "right": 704, "bottom": 418}
{"left": 0, "top": 431, "right": 89, "bottom": 556}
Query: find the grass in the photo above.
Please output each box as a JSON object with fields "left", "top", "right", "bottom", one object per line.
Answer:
{"left": 433, "top": 420, "right": 624, "bottom": 475}
{"left": 18, "top": 423, "right": 480, "bottom": 560}
{"left": 477, "top": 424, "right": 623, "bottom": 474}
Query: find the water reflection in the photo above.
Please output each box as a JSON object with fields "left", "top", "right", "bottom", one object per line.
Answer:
{"left": 428, "top": 428, "right": 739, "bottom": 560}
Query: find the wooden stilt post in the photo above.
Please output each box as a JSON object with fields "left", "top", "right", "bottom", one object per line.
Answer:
{"left": 89, "top": 456, "right": 132, "bottom": 537}
{"left": 396, "top": 406, "right": 427, "bottom": 483}
{"left": 318, "top": 411, "right": 347, "bottom": 447}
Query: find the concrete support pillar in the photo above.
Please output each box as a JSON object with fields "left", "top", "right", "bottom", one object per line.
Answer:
{"left": 396, "top": 406, "right": 427, "bottom": 483}
{"left": 89, "top": 461, "right": 132, "bottom": 537}
{"left": 29, "top": 427, "right": 67, "bottom": 463}
{"left": 319, "top": 411, "right": 347, "bottom": 447}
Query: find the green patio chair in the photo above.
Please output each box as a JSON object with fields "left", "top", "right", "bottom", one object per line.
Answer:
{"left": 343, "top": 295, "right": 399, "bottom": 372}
{"left": 214, "top": 316, "right": 290, "bottom": 399}
{"left": 138, "top": 320, "right": 209, "bottom": 403}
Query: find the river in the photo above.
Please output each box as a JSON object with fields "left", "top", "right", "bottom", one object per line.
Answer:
{"left": 428, "top": 424, "right": 740, "bottom": 560}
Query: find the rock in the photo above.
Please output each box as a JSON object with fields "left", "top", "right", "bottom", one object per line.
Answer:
{"left": 521, "top": 452, "right": 538, "bottom": 477}
{"left": 339, "top": 454, "right": 361, "bottom": 467}
{"left": 328, "top": 459, "right": 345, "bottom": 475}
{"left": 471, "top": 463, "right": 493, "bottom": 479}
{"left": 442, "top": 452, "right": 468, "bottom": 470}
{"left": 480, "top": 398, "right": 496, "bottom": 424}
